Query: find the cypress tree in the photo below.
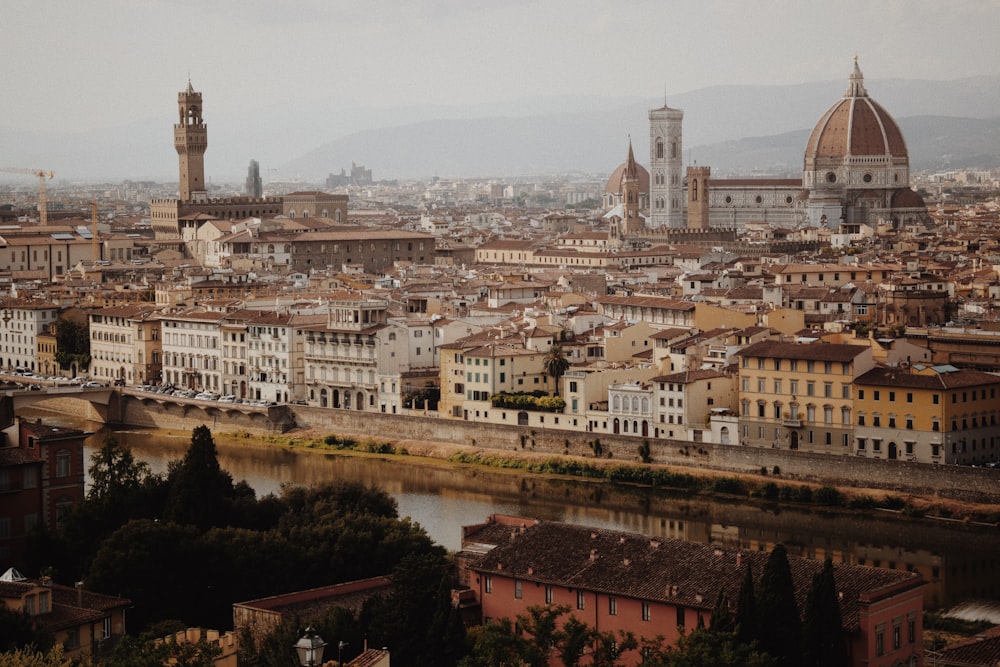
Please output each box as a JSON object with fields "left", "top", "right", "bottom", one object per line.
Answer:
{"left": 735, "top": 562, "right": 757, "bottom": 645}
{"left": 802, "top": 558, "right": 848, "bottom": 667}
{"left": 710, "top": 589, "right": 734, "bottom": 634}
{"left": 756, "top": 544, "right": 802, "bottom": 666}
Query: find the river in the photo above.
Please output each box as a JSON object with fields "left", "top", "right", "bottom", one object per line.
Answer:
{"left": 23, "top": 409, "right": 1000, "bottom": 616}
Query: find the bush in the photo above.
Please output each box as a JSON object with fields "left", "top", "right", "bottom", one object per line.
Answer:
{"left": 881, "top": 495, "right": 906, "bottom": 510}
{"left": 755, "top": 482, "right": 779, "bottom": 500}
{"left": 814, "top": 486, "right": 843, "bottom": 506}
{"left": 710, "top": 477, "right": 748, "bottom": 496}
{"left": 795, "top": 486, "right": 813, "bottom": 503}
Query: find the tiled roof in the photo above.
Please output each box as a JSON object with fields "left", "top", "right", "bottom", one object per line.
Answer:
{"left": 737, "top": 339, "right": 869, "bottom": 362}
{"left": 470, "top": 521, "right": 920, "bottom": 633}
{"left": 855, "top": 365, "right": 1000, "bottom": 390}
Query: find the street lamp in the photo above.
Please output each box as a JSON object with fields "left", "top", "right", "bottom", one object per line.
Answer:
{"left": 338, "top": 640, "right": 349, "bottom": 665}
{"left": 294, "top": 626, "right": 326, "bottom": 667}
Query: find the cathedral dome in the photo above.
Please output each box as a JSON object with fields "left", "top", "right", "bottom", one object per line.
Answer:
{"left": 605, "top": 161, "right": 650, "bottom": 195}
{"left": 804, "top": 60, "right": 908, "bottom": 163}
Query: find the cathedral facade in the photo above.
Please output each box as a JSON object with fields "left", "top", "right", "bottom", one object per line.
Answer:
{"left": 608, "top": 60, "right": 927, "bottom": 233}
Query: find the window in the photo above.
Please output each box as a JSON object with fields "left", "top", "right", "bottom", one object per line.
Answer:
{"left": 676, "top": 606, "right": 684, "bottom": 627}
{"left": 889, "top": 391, "right": 896, "bottom": 402}
{"left": 514, "top": 580, "right": 522, "bottom": 599}
{"left": 545, "top": 586, "right": 553, "bottom": 604}
{"left": 874, "top": 390, "right": 881, "bottom": 401}
{"left": 873, "top": 415, "right": 881, "bottom": 427}
{"left": 577, "top": 590, "right": 586, "bottom": 610}
{"left": 773, "top": 379, "right": 782, "bottom": 394}
{"left": 908, "top": 618, "right": 916, "bottom": 644}
{"left": 642, "top": 601, "right": 651, "bottom": 621}
{"left": 858, "top": 389, "right": 865, "bottom": 400}
{"left": 893, "top": 624, "right": 901, "bottom": 650}
{"left": 38, "top": 591, "right": 50, "bottom": 613}
{"left": 933, "top": 394, "right": 940, "bottom": 405}
{"left": 55, "top": 449, "right": 71, "bottom": 477}
{"left": 485, "top": 575, "right": 492, "bottom": 594}
{"left": 609, "top": 596, "right": 617, "bottom": 615}
{"left": 906, "top": 392, "right": 913, "bottom": 403}
{"left": 876, "top": 629, "right": 884, "bottom": 656}
{"left": 806, "top": 382, "right": 815, "bottom": 396}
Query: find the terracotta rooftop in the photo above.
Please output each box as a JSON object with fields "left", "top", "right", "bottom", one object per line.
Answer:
{"left": 737, "top": 339, "right": 870, "bottom": 362}
{"left": 468, "top": 520, "right": 920, "bottom": 633}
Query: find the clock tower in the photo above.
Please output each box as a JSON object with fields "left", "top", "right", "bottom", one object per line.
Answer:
{"left": 175, "top": 81, "right": 208, "bottom": 202}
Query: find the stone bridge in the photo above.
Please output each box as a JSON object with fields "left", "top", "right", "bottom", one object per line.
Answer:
{"left": 2, "top": 386, "right": 296, "bottom": 433}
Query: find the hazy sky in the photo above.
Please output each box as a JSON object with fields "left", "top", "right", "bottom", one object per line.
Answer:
{"left": 5, "top": 0, "right": 1000, "bottom": 134}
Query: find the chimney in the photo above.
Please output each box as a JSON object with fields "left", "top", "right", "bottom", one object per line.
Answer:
{"left": 736, "top": 553, "right": 743, "bottom": 567}
{"left": 590, "top": 549, "right": 597, "bottom": 561}
{"left": 75, "top": 581, "right": 83, "bottom": 607}
{"left": 527, "top": 565, "right": 534, "bottom": 576}
{"left": 622, "top": 558, "right": 631, "bottom": 567}
{"left": 650, "top": 539, "right": 660, "bottom": 549}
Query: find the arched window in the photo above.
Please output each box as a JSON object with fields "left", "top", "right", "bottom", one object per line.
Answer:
{"left": 613, "top": 395, "right": 621, "bottom": 411}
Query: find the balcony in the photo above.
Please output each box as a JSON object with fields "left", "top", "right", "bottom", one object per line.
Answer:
{"left": 782, "top": 418, "right": 802, "bottom": 428}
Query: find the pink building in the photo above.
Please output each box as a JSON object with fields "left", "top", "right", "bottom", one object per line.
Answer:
{"left": 459, "top": 515, "right": 924, "bottom": 667}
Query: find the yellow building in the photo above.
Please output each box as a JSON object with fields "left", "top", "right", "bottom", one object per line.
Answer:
{"left": 737, "top": 340, "right": 875, "bottom": 452}
{"left": 854, "top": 364, "right": 1000, "bottom": 465}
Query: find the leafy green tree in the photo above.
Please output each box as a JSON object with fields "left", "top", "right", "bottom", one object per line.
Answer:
{"left": 459, "top": 619, "right": 531, "bottom": 667}
{"left": 97, "top": 630, "right": 222, "bottom": 667}
{"left": 542, "top": 344, "right": 571, "bottom": 395}
{"left": 53, "top": 318, "right": 90, "bottom": 372}
{"left": 756, "top": 545, "right": 802, "bottom": 666}
{"left": 734, "top": 563, "right": 757, "bottom": 645}
{"left": 363, "top": 551, "right": 454, "bottom": 667}
{"left": 0, "top": 644, "right": 67, "bottom": 667}
{"left": 656, "top": 628, "right": 778, "bottom": 667}
{"left": 557, "top": 615, "right": 592, "bottom": 667}
{"left": 591, "top": 629, "right": 637, "bottom": 667}
{"left": 802, "top": 558, "right": 848, "bottom": 667}
{"left": 88, "top": 434, "right": 152, "bottom": 503}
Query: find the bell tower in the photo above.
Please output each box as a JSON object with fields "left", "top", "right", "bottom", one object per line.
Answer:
{"left": 621, "top": 139, "right": 644, "bottom": 234}
{"left": 649, "top": 101, "right": 683, "bottom": 228}
{"left": 174, "top": 81, "right": 208, "bottom": 202}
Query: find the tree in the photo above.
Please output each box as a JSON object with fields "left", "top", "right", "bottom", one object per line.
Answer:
{"left": 543, "top": 344, "right": 571, "bottom": 395}
{"left": 163, "top": 426, "right": 238, "bottom": 528}
{"left": 657, "top": 628, "right": 778, "bottom": 667}
{"left": 734, "top": 563, "right": 757, "bottom": 646}
{"left": 802, "top": 558, "right": 848, "bottom": 667}
{"left": 459, "top": 619, "right": 531, "bottom": 667}
{"left": 88, "top": 434, "right": 152, "bottom": 503}
{"left": 53, "top": 318, "right": 90, "bottom": 372}
{"left": 709, "top": 589, "right": 734, "bottom": 634}
{"left": 756, "top": 544, "right": 802, "bottom": 666}
{"left": 0, "top": 607, "right": 52, "bottom": 653}
{"left": 98, "top": 630, "right": 222, "bottom": 667}
{"left": 0, "top": 645, "right": 68, "bottom": 667}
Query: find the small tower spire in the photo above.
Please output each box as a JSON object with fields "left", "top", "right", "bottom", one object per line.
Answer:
{"left": 845, "top": 57, "right": 867, "bottom": 98}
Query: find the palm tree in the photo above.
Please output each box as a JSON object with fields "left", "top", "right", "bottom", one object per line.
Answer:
{"left": 543, "top": 344, "right": 570, "bottom": 395}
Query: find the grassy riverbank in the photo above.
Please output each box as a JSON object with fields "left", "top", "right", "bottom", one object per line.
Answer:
{"left": 221, "top": 428, "right": 1000, "bottom": 527}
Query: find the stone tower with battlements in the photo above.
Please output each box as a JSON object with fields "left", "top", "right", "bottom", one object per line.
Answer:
{"left": 175, "top": 81, "right": 208, "bottom": 202}
{"left": 687, "top": 166, "right": 710, "bottom": 229}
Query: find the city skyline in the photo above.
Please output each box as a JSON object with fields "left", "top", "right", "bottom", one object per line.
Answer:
{"left": 5, "top": 0, "right": 999, "bottom": 134}
{"left": 3, "top": 1, "right": 1000, "bottom": 182}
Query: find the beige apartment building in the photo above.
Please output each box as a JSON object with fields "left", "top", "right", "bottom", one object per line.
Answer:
{"left": 88, "top": 306, "right": 162, "bottom": 385}
{"left": 736, "top": 340, "right": 875, "bottom": 452}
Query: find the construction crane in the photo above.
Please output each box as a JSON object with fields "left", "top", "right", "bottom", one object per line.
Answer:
{"left": 0, "top": 168, "right": 55, "bottom": 226}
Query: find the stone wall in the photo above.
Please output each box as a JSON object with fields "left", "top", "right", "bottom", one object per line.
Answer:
{"left": 289, "top": 406, "right": 1000, "bottom": 504}
{"left": 26, "top": 396, "right": 1000, "bottom": 504}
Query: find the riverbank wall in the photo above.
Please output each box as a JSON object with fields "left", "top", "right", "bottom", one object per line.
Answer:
{"left": 33, "top": 394, "right": 1000, "bottom": 505}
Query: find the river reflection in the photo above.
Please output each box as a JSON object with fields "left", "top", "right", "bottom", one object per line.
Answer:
{"left": 26, "top": 410, "right": 1000, "bottom": 612}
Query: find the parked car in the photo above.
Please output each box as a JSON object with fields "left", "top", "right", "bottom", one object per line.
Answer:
{"left": 217, "top": 395, "right": 237, "bottom": 403}
{"left": 27, "top": 384, "right": 42, "bottom": 391}
{"left": 82, "top": 381, "right": 102, "bottom": 388}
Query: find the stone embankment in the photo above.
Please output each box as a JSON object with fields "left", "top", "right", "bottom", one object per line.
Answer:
{"left": 31, "top": 394, "right": 1000, "bottom": 505}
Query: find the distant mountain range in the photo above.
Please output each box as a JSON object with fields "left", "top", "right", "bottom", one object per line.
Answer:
{"left": 2, "top": 75, "right": 999, "bottom": 183}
